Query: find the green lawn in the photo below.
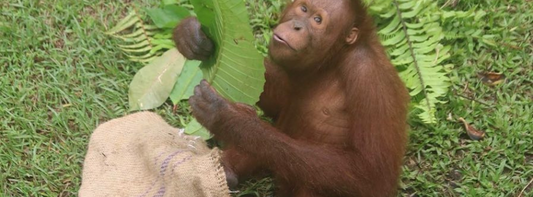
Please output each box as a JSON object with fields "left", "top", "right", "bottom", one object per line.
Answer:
{"left": 1, "top": 0, "right": 532, "bottom": 196}
{"left": 0, "top": 0, "right": 182, "bottom": 195}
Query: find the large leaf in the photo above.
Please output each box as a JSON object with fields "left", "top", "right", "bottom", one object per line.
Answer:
{"left": 129, "top": 48, "right": 187, "bottom": 110}
{"left": 190, "top": 0, "right": 266, "bottom": 105}
{"left": 169, "top": 60, "right": 203, "bottom": 104}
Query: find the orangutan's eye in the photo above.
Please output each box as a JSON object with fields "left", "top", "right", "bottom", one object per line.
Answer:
{"left": 301, "top": 6, "right": 308, "bottom": 12}
{"left": 314, "top": 16, "right": 322, "bottom": 24}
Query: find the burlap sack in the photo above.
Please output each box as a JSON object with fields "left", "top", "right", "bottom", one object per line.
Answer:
{"left": 79, "top": 112, "right": 230, "bottom": 197}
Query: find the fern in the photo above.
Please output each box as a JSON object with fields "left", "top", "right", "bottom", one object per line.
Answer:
{"left": 365, "top": 0, "right": 453, "bottom": 124}
{"left": 105, "top": 10, "right": 168, "bottom": 63}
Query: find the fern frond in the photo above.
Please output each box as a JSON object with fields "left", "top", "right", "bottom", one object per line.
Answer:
{"left": 105, "top": 12, "right": 139, "bottom": 35}
{"left": 106, "top": 10, "right": 168, "bottom": 63}
{"left": 366, "top": 0, "right": 452, "bottom": 124}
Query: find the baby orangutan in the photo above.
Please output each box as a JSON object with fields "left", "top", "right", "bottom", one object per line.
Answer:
{"left": 173, "top": 0, "right": 409, "bottom": 196}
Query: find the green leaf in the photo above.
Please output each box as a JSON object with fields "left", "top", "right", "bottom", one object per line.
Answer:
{"left": 129, "top": 48, "right": 187, "bottom": 110}
{"left": 115, "top": 28, "right": 146, "bottom": 39}
{"left": 162, "top": 0, "right": 179, "bottom": 6}
{"left": 151, "top": 38, "right": 175, "bottom": 47}
{"left": 117, "top": 40, "right": 149, "bottom": 49}
{"left": 146, "top": 5, "right": 191, "bottom": 29}
{"left": 127, "top": 53, "right": 157, "bottom": 63}
{"left": 105, "top": 11, "right": 139, "bottom": 35}
{"left": 169, "top": 60, "right": 203, "bottom": 104}
{"left": 190, "top": 0, "right": 215, "bottom": 30}
{"left": 191, "top": 0, "right": 266, "bottom": 105}
{"left": 184, "top": 118, "right": 212, "bottom": 140}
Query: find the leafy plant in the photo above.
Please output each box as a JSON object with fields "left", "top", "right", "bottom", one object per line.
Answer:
{"left": 106, "top": 0, "right": 265, "bottom": 138}
{"left": 105, "top": 10, "right": 167, "bottom": 63}
{"left": 364, "top": 0, "right": 455, "bottom": 124}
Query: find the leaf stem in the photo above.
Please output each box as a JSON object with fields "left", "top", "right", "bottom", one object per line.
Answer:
{"left": 393, "top": 0, "right": 433, "bottom": 120}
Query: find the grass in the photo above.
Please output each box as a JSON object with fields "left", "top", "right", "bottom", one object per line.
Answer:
{"left": 401, "top": 0, "right": 533, "bottom": 196}
{"left": 0, "top": 0, "right": 183, "bottom": 195}
{"left": 0, "top": 0, "right": 532, "bottom": 196}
